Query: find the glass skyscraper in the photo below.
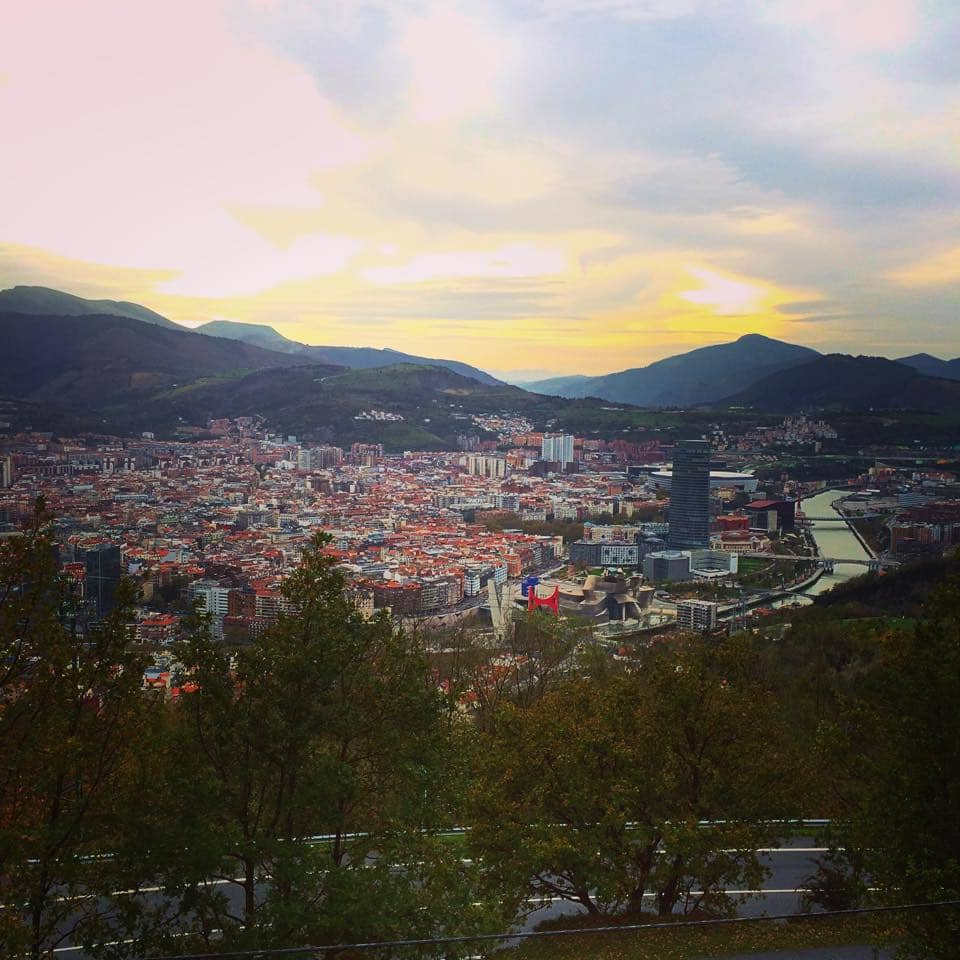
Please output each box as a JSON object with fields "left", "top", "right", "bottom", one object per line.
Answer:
{"left": 84, "top": 543, "right": 123, "bottom": 618}
{"left": 667, "top": 439, "right": 711, "bottom": 549}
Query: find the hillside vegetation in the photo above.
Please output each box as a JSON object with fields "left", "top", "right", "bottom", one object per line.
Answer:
{"left": 719, "top": 354, "right": 960, "bottom": 413}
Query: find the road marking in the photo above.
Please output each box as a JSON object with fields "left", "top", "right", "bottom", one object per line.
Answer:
{"left": 526, "top": 889, "right": 813, "bottom": 905}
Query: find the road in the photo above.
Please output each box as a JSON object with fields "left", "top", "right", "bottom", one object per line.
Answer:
{"left": 50, "top": 838, "right": 829, "bottom": 957}
{"left": 518, "top": 836, "right": 826, "bottom": 931}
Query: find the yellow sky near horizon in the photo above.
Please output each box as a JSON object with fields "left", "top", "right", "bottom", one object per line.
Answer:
{"left": 0, "top": 238, "right": 817, "bottom": 375}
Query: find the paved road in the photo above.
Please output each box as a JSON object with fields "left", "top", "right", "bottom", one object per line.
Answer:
{"left": 51, "top": 838, "right": 831, "bottom": 956}
{"left": 518, "top": 836, "right": 826, "bottom": 931}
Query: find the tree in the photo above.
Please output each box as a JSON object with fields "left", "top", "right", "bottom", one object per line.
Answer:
{"left": 813, "top": 567, "right": 960, "bottom": 957}
{"left": 0, "top": 500, "right": 150, "bottom": 959}
{"left": 468, "top": 635, "right": 789, "bottom": 920}
{"left": 105, "top": 533, "right": 505, "bottom": 956}
{"left": 439, "top": 612, "right": 588, "bottom": 732}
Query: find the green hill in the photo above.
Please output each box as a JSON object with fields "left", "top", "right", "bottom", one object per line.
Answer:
{"left": 718, "top": 354, "right": 960, "bottom": 413}
{"left": 0, "top": 311, "right": 307, "bottom": 410}
{"left": 0, "top": 285, "right": 181, "bottom": 329}
{"left": 148, "top": 362, "right": 596, "bottom": 449}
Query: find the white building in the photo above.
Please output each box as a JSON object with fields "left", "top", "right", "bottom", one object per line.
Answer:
{"left": 677, "top": 599, "right": 719, "bottom": 633}
{"left": 650, "top": 469, "right": 759, "bottom": 494}
{"left": 690, "top": 549, "right": 739, "bottom": 579}
{"left": 461, "top": 454, "right": 507, "bottom": 479}
{"left": 541, "top": 434, "right": 575, "bottom": 466}
{"left": 189, "top": 580, "right": 232, "bottom": 617}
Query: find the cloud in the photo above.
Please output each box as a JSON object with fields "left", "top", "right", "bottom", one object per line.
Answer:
{"left": 760, "top": 0, "right": 920, "bottom": 54}
{"left": 399, "top": 8, "right": 509, "bottom": 123}
{"left": 0, "top": 0, "right": 370, "bottom": 292}
{"left": 888, "top": 247, "right": 960, "bottom": 287}
{"left": 1, "top": 0, "right": 958, "bottom": 374}
{"left": 363, "top": 244, "right": 567, "bottom": 284}
{"left": 520, "top": 0, "right": 704, "bottom": 21}
{"left": 679, "top": 268, "right": 768, "bottom": 315}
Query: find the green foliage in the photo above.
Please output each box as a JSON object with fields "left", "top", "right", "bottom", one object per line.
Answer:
{"left": 815, "top": 554, "right": 956, "bottom": 617}
{"left": 0, "top": 499, "right": 151, "bottom": 958}
{"left": 468, "top": 635, "right": 790, "bottom": 919}
{"left": 4, "top": 503, "right": 960, "bottom": 958}
{"left": 808, "top": 568, "right": 960, "bottom": 957}
{"left": 479, "top": 511, "right": 585, "bottom": 543}
{"left": 97, "top": 534, "right": 507, "bottom": 956}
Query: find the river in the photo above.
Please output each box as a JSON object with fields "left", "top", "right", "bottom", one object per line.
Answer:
{"left": 799, "top": 488, "right": 873, "bottom": 597}
{"left": 767, "top": 489, "right": 874, "bottom": 609}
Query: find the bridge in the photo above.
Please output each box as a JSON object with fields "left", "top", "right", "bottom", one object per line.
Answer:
{"left": 739, "top": 552, "right": 898, "bottom": 572}
{"left": 797, "top": 513, "right": 884, "bottom": 521}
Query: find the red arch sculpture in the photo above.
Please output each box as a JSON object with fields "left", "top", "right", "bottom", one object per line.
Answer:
{"left": 527, "top": 584, "right": 560, "bottom": 616}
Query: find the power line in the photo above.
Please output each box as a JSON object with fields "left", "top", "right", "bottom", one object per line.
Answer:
{"left": 142, "top": 899, "right": 960, "bottom": 960}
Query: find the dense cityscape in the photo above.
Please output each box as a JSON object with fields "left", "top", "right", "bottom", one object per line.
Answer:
{"left": 2, "top": 409, "right": 959, "bottom": 689}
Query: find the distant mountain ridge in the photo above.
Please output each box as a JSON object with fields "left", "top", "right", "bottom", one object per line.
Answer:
{"left": 526, "top": 334, "right": 821, "bottom": 407}
{"left": 0, "top": 311, "right": 309, "bottom": 408}
{"left": 0, "top": 309, "right": 620, "bottom": 448}
{"left": 195, "top": 319, "right": 501, "bottom": 385}
{"left": 0, "top": 285, "right": 180, "bottom": 329}
{"left": 0, "top": 286, "right": 500, "bottom": 385}
{"left": 896, "top": 353, "right": 960, "bottom": 381}
{"left": 717, "top": 354, "right": 960, "bottom": 413}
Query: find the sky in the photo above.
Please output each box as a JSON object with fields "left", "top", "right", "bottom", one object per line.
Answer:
{"left": 1, "top": 0, "right": 958, "bottom": 380}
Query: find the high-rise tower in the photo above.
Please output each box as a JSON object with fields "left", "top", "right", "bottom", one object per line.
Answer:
{"left": 84, "top": 543, "right": 122, "bottom": 618}
{"left": 667, "top": 439, "right": 711, "bottom": 549}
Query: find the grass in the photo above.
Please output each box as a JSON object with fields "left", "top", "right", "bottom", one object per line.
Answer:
{"left": 735, "top": 557, "right": 770, "bottom": 576}
{"left": 156, "top": 369, "right": 251, "bottom": 398}
{"left": 513, "top": 911, "right": 901, "bottom": 960}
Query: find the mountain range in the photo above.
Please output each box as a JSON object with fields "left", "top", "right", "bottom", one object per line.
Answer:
{"left": 0, "top": 286, "right": 498, "bottom": 385}
{"left": 527, "top": 333, "right": 960, "bottom": 407}
{"left": 0, "top": 311, "right": 310, "bottom": 407}
{"left": 0, "top": 284, "right": 179, "bottom": 329}
{"left": 527, "top": 334, "right": 819, "bottom": 406}
{"left": 0, "top": 309, "right": 613, "bottom": 448}
{"left": 1, "top": 286, "right": 959, "bottom": 442}
{"left": 895, "top": 353, "right": 960, "bottom": 381}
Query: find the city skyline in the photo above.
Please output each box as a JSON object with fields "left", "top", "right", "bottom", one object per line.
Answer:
{"left": 2, "top": 0, "right": 959, "bottom": 377}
